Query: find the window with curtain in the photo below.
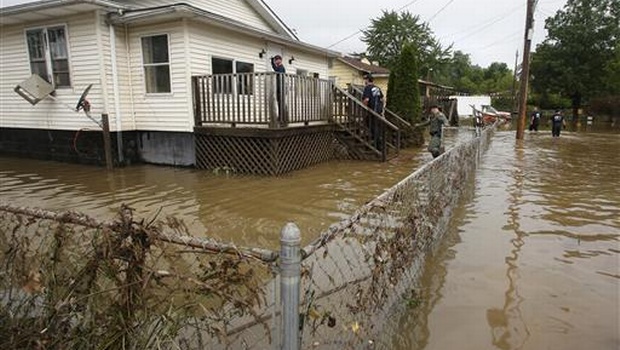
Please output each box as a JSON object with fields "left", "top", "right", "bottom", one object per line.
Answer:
{"left": 26, "top": 26, "right": 71, "bottom": 87}
{"left": 142, "top": 34, "right": 171, "bottom": 93}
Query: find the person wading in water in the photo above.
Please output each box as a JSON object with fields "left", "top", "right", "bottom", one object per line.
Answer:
{"left": 420, "top": 104, "right": 449, "bottom": 158}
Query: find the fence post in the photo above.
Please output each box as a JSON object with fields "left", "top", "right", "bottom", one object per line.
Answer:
{"left": 280, "top": 223, "right": 301, "bottom": 350}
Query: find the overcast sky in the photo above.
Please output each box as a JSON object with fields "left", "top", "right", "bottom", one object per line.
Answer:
{"left": 1, "top": 0, "right": 569, "bottom": 67}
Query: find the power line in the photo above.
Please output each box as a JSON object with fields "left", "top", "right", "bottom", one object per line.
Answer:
{"left": 397, "top": 0, "right": 422, "bottom": 12}
{"left": 427, "top": 0, "right": 456, "bottom": 23}
{"left": 440, "top": 3, "right": 525, "bottom": 42}
{"left": 451, "top": 5, "right": 525, "bottom": 44}
{"left": 327, "top": 30, "right": 363, "bottom": 49}
{"left": 474, "top": 30, "right": 522, "bottom": 51}
{"left": 326, "top": 0, "right": 422, "bottom": 49}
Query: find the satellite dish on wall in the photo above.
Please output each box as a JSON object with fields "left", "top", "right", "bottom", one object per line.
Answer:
{"left": 14, "top": 75, "right": 99, "bottom": 127}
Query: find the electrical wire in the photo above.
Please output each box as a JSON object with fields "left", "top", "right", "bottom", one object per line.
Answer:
{"left": 326, "top": 0, "right": 422, "bottom": 48}
{"left": 426, "top": 0, "right": 456, "bottom": 23}
{"left": 440, "top": 3, "right": 525, "bottom": 42}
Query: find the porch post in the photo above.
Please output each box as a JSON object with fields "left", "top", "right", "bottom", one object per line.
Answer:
{"left": 269, "top": 73, "right": 278, "bottom": 128}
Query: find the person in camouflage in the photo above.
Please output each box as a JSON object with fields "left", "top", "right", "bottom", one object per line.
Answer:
{"left": 421, "top": 105, "right": 449, "bottom": 158}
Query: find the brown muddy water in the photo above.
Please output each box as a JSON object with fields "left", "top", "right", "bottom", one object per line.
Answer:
{"left": 386, "top": 129, "right": 620, "bottom": 350}
{"left": 2, "top": 127, "right": 618, "bottom": 350}
{"left": 0, "top": 128, "right": 467, "bottom": 250}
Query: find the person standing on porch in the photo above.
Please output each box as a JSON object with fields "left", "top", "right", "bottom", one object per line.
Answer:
{"left": 271, "top": 55, "right": 287, "bottom": 126}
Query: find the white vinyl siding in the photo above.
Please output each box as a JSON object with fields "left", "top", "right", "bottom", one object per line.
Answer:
{"left": 0, "top": 13, "right": 105, "bottom": 131}
{"left": 188, "top": 22, "right": 268, "bottom": 75}
{"left": 111, "top": 25, "right": 136, "bottom": 130}
{"left": 127, "top": 22, "right": 190, "bottom": 132}
{"left": 285, "top": 49, "right": 330, "bottom": 79}
{"left": 120, "top": 0, "right": 275, "bottom": 33}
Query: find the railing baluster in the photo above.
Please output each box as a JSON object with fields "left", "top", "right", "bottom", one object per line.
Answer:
{"left": 192, "top": 73, "right": 346, "bottom": 128}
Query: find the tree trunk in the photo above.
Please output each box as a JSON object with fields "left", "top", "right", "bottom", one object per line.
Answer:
{"left": 571, "top": 92, "right": 582, "bottom": 126}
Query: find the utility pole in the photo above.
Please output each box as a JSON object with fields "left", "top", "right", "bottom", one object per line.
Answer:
{"left": 511, "top": 50, "right": 519, "bottom": 113}
{"left": 516, "top": 0, "right": 535, "bottom": 140}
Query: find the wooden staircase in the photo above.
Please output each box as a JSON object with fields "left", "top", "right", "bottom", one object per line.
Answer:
{"left": 332, "top": 86, "right": 400, "bottom": 161}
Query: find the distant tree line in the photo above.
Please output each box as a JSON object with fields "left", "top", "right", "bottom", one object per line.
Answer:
{"left": 530, "top": 0, "right": 619, "bottom": 119}
{"left": 358, "top": 10, "right": 515, "bottom": 111}
{"left": 358, "top": 0, "right": 619, "bottom": 121}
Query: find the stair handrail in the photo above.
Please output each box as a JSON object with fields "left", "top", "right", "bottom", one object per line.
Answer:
{"left": 348, "top": 85, "right": 413, "bottom": 129}
{"left": 334, "top": 86, "right": 399, "bottom": 131}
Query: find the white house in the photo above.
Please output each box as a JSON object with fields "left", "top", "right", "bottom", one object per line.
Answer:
{"left": 0, "top": 0, "right": 338, "bottom": 166}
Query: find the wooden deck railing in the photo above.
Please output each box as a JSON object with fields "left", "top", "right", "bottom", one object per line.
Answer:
{"left": 193, "top": 72, "right": 333, "bottom": 127}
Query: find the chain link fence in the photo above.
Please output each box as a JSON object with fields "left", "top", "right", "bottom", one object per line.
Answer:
{"left": 0, "top": 125, "right": 494, "bottom": 349}
{"left": 0, "top": 205, "right": 277, "bottom": 349}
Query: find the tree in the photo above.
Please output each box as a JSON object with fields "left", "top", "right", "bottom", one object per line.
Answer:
{"left": 530, "top": 0, "right": 620, "bottom": 120}
{"left": 386, "top": 43, "right": 423, "bottom": 147}
{"left": 361, "top": 10, "right": 451, "bottom": 73}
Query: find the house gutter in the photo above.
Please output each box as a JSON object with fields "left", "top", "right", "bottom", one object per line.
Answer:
{"left": 0, "top": 0, "right": 129, "bottom": 15}
{"left": 108, "top": 4, "right": 339, "bottom": 58}
{"left": 108, "top": 23, "right": 124, "bottom": 163}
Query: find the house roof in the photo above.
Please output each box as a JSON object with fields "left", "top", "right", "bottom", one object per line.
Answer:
{"left": 0, "top": 0, "right": 295, "bottom": 40}
{"left": 337, "top": 57, "right": 391, "bottom": 77}
{"left": 245, "top": 0, "right": 298, "bottom": 40}
{"left": 0, "top": 0, "right": 335, "bottom": 57}
{"left": 0, "top": 0, "right": 129, "bottom": 25}
{"left": 106, "top": 3, "right": 339, "bottom": 58}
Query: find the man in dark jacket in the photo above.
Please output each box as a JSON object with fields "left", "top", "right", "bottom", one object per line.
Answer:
{"left": 529, "top": 107, "right": 542, "bottom": 132}
{"left": 551, "top": 109, "right": 566, "bottom": 137}
{"left": 271, "top": 55, "right": 287, "bottom": 126}
{"left": 362, "top": 75, "right": 384, "bottom": 150}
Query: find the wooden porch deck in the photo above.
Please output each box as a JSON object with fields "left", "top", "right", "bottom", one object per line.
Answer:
{"left": 192, "top": 72, "right": 402, "bottom": 175}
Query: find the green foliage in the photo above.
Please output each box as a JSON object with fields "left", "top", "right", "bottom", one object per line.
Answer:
{"left": 589, "top": 95, "right": 620, "bottom": 116}
{"left": 387, "top": 43, "right": 422, "bottom": 122}
{"left": 386, "top": 43, "right": 424, "bottom": 146}
{"left": 530, "top": 0, "right": 620, "bottom": 113}
{"left": 361, "top": 10, "right": 451, "bottom": 73}
{"left": 604, "top": 43, "right": 620, "bottom": 94}
{"left": 437, "top": 51, "right": 514, "bottom": 95}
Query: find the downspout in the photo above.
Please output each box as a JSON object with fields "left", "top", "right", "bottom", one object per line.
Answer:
{"left": 109, "top": 22, "right": 124, "bottom": 163}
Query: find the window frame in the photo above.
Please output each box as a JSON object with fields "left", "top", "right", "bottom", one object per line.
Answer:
{"left": 24, "top": 24, "right": 72, "bottom": 89}
{"left": 210, "top": 56, "right": 254, "bottom": 95}
{"left": 140, "top": 33, "right": 172, "bottom": 95}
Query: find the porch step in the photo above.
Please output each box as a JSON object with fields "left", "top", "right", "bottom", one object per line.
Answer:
{"left": 334, "top": 123, "right": 382, "bottom": 161}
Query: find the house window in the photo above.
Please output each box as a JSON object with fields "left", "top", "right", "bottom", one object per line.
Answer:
{"left": 236, "top": 61, "right": 254, "bottom": 95}
{"left": 26, "top": 26, "right": 71, "bottom": 87}
{"left": 142, "top": 34, "right": 171, "bottom": 93}
{"left": 211, "top": 57, "right": 254, "bottom": 95}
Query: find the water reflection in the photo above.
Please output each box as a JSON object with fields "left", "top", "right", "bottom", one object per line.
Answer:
{"left": 3, "top": 150, "right": 422, "bottom": 252}
{"left": 386, "top": 129, "right": 620, "bottom": 350}
{"left": 486, "top": 140, "right": 529, "bottom": 350}
{"left": 0, "top": 129, "right": 474, "bottom": 250}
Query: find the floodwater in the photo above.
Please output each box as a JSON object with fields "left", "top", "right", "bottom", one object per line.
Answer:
{"left": 0, "top": 128, "right": 466, "bottom": 250}
{"left": 387, "top": 129, "right": 620, "bottom": 350}
{"left": 2, "top": 126, "right": 618, "bottom": 349}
